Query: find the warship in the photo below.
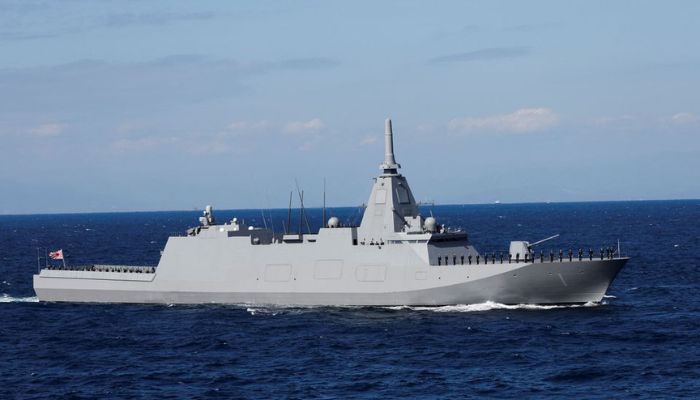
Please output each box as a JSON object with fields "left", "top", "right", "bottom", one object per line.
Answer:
{"left": 33, "top": 119, "right": 629, "bottom": 305}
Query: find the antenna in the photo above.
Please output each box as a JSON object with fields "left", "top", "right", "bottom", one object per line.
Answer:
{"left": 298, "top": 190, "right": 303, "bottom": 234}
{"left": 287, "top": 191, "right": 293, "bottom": 234}
{"left": 295, "top": 179, "right": 312, "bottom": 234}
{"left": 322, "top": 177, "right": 327, "bottom": 228}
{"left": 263, "top": 192, "right": 274, "bottom": 235}
{"left": 260, "top": 209, "right": 268, "bottom": 229}
{"left": 302, "top": 190, "right": 311, "bottom": 233}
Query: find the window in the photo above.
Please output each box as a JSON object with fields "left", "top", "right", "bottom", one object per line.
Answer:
{"left": 396, "top": 186, "right": 410, "bottom": 204}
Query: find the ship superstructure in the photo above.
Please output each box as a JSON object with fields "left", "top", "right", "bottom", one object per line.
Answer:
{"left": 33, "top": 119, "right": 628, "bottom": 305}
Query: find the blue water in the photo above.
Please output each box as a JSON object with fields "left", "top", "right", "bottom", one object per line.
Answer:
{"left": 1, "top": 201, "right": 699, "bottom": 398}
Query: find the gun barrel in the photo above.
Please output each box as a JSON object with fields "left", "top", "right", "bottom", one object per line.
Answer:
{"left": 528, "top": 234, "right": 560, "bottom": 248}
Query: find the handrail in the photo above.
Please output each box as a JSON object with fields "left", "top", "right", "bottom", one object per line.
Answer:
{"left": 433, "top": 245, "right": 623, "bottom": 266}
{"left": 42, "top": 264, "right": 156, "bottom": 273}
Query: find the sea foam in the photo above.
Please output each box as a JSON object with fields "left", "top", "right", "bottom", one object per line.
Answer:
{"left": 385, "top": 301, "right": 601, "bottom": 312}
{"left": 1, "top": 294, "right": 39, "bottom": 303}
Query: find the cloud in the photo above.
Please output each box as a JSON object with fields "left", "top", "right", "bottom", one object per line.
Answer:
{"left": 591, "top": 113, "right": 698, "bottom": 131}
{"left": 283, "top": 118, "right": 325, "bottom": 135}
{"left": 359, "top": 136, "right": 377, "bottom": 146}
{"left": 100, "top": 12, "right": 215, "bottom": 28}
{"left": 297, "top": 140, "right": 317, "bottom": 152}
{"left": 503, "top": 23, "right": 559, "bottom": 33}
{"left": 110, "top": 134, "right": 241, "bottom": 156}
{"left": 429, "top": 47, "right": 530, "bottom": 64}
{"left": 111, "top": 136, "right": 171, "bottom": 152}
{"left": 27, "top": 122, "right": 66, "bottom": 137}
{"left": 270, "top": 58, "right": 340, "bottom": 70}
{"left": 460, "top": 25, "right": 480, "bottom": 34}
{"left": 0, "top": 11, "right": 217, "bottom": 42}
{"left": 448, "top": 108, "right": 559, "bottom": 134}
{"left": 0, "top": 55, "right": 339, "bottom": 120}
{"left": 416, "top": 123, "right": 435, "bottom": 133}
{"left": 227, "top": 120, "right": 271, "bottom": 134}
{"left": 591, "top": 115, "right": 638, "bottom": 128}
{"left": 670, "top": 112, "right": 698, "bottom": 124}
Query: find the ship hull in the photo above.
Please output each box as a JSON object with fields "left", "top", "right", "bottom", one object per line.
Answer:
{"left": 33, "top": 258, "right": 628, "bottom": 306}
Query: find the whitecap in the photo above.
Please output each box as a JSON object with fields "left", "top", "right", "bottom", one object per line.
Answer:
{"left": 385, "top": 300, "right": 601, "bottom": 313}
{"left": 246, "top": 307, "right": 279, "bottom": 316}
{"left": 0, "top": 294, "right": 39, "bottom": 303}
{"left": 239, "top": 301, "right": 601, "bottom": 315}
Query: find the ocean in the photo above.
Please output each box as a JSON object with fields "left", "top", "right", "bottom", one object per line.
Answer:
{"left": 1, "top": 200, "right": 698, "bottom": 398}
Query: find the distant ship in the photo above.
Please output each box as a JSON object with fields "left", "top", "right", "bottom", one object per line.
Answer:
{"left": 33, "top": 119, "right": 629, "bottom": 305}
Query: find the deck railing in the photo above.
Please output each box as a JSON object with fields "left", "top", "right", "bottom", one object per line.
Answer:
{"left": 42, "top": 264, "right": 156, "bottom": 273}
{"left": 435, "top": 247, "right": 622, "bottom": 266}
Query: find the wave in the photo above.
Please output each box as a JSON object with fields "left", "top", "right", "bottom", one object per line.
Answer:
{"left": 384, "top": 301, "right": 601, "bottom": 313}
{"left": 244, "top": 300, "right": 602, "bottom": 315}
{"left": 247, "top": 307, "right": 276, "bottom": 316}
{"left": 1, "top": 294, "right": 39, "bottom": 303}
{"left": 245, "top": 305, "right": 326, "bottom": 316}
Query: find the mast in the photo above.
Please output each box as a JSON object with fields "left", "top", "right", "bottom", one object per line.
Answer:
{"left": 322, "top": 177, "right": 326, "bottom": 227}
{"left": 299, "top": 190, "right": 304, "bottom": 234}
{"left": 300, "top": 190, "right": 311, "bottom": 233}
{"left": 261, "top": 209, "right": 268, "bottom": 229}
{"left": 380, "top": 118, "right": 400, "bottom": 174}
{"left": 287, "top": 191, "right": 292, "bottom": 234}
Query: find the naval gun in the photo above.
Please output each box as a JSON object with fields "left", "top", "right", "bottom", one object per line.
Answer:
{"left": 508, "top": 234, "right": 560, "bottom": 260}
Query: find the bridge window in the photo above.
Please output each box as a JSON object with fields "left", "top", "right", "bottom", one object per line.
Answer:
{"left": 396, "top": 186, "right": 411, "bottom": 204}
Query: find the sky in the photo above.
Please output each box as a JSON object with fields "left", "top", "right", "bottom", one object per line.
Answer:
{"left": 1, "top": 0, "right": 698, "bottom": 214}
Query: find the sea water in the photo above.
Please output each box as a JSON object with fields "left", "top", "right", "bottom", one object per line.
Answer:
{"left": 1, "top": 201, "right": 698, "bottom": 398}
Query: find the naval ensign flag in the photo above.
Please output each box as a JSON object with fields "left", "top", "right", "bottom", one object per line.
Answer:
{"left": 49, "top": 249, "right": 64, "bottom": 260}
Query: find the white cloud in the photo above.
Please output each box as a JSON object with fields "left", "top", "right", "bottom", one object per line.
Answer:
{"left": 110, "top": 136, "right": 171, "bottom": 151}
{"left": 592, "top": 115, "right": 637, "bottom": 126}
{"left": 297, "top": 140, "right": 316, "bottom": 152}
{"left": 591, "top": 112, "right": 699, "bottom": 131}
{"left": 110, "top": 135, "right": 243, "bottom": 155}
{"left": 416, "top": 123, "right": 435, "bottom": 133}
{"left": 670, "top": 112, "right": 698, "bottom": 125}
{"left": 283, "top": 118, "right": 325, "bottom": 135}
{"left": 227, "top": 120, "right": 270, "bottom": 132}
{"left": 28, "top": 122, "right": 66, "bottom": 137}
{"left": 448, "top": 108, "right": 559, "bottom": 134}
{"left": 359, "top": 136, "right": 377, "bottom": 146}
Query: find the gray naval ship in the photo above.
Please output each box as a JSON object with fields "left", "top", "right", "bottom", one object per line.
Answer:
{"left": 33, "top": 119, "right": 629, "bottom": 305}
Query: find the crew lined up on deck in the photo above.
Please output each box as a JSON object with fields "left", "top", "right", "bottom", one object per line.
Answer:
{"left": 436, "top": 246, "right": 618, "bottom": 266}
{"left": 44, "top": 264, "right": 156, "bottom": 273}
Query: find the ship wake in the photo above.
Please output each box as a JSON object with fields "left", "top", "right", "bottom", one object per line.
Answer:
{"left": 243, "top": 300, "right": 603, "bottom": 315}
{"left": 385, "top": 300, "right": 602, "bottom": 313}
{"left": 1, "top": 294, "right": 39, "bottom": 303}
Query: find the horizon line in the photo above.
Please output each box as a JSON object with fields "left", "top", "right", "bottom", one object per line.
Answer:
{"left": 1, "top": 197, "right": 698, "bottom": 217}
